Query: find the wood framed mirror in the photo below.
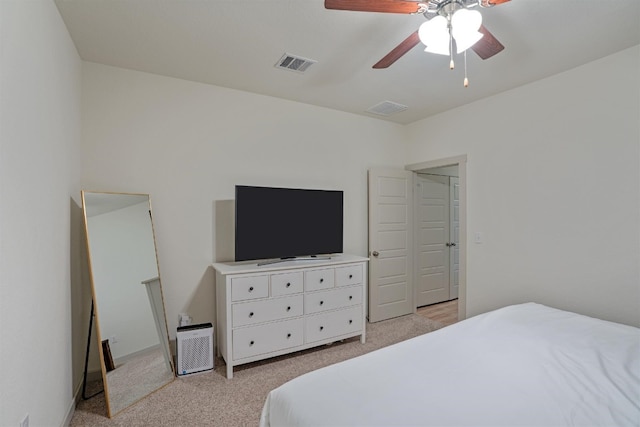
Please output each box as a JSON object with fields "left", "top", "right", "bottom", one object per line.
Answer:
{"left": 81, "top": 191, "right": 174, "bottom": 417}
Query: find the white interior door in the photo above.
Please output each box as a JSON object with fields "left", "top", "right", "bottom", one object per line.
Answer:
{"left": 415, "top": 174, "right": 450, "bottom": 307}
{"left": 449, "top": 177, "right": 460, "bottom": 300}
{"left": 368, "top": 168, "right": 413, "bottom": 322}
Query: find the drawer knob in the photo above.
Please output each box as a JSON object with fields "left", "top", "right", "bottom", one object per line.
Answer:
{"left": 319, "top": 300, "right": 324, "bottom": 306}
{"left": 349, "top": 274, "right": 353, "bottom": 279}
{"left": 250, "top": 340, "right": 255, "bottom": 346}
{"left": 349, "top": 295, "right": 353, "bottom": 300}
{"left": 286, "top": 306, "right": 291, "bottom": 311}
{"left": 349, "top": 319, "right": 353, "bottom": 324}
{"left": 320, "top": 278, "right": 324, "bottom": 283}
{"left": 249, "top": 286, "right": 254, "bottom": 292}
{"left": 287, "top": 333, "right": 292, "bottom": 338}
{"left": 249, "top": 312, "right": 254, "bottom": 318}
{"left": 319, "top": 326, "right": 324, "bottom": 331}
{"left": 286, "top": 282, "right": 291, "bottom": 288}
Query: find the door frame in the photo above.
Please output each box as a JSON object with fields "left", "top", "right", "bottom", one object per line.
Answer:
{"left": 406, "top": 155, "right": 467, "bottom": 321}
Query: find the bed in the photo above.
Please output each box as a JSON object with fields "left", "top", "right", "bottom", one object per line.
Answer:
{"left": 259, "top": 303, "right": 640, "bottom": 426}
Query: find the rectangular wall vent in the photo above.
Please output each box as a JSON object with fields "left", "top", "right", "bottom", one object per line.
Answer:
{"left": 275, "top": 53, "right": 317, "bottom": 73}
{"left": 366, "top": 101, "right": 409, "bottom": 116}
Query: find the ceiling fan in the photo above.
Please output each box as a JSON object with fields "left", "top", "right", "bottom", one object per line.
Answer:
{"left": 324, "top": 0, "right": 509, "bottom": 70}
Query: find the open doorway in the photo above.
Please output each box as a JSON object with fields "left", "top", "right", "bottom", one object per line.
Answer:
{"left": 406, "top": 155, "right": 466, "bottom": 322}
{"left": 367, "top": 156, "right": 466, "bottom": 323}
{"left": 416, "top": 299, "right": 459, "bottom": 327}
{"left": 413, "top": 167, "right": 459, "bottom": 325}
{"left": 414, "top": 169, "right": 459, "bottom": 305}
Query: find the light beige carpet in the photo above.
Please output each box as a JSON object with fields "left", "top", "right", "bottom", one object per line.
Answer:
{"left": 71, "top": 314, "right": 443, "bottom": 426}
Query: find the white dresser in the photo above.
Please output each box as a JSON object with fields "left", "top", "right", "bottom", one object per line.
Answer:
{"left": 213, "top": 254, "right": 368, "bottom": 379}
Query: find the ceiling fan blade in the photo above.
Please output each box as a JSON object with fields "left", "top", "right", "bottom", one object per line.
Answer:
{"left": 471, "top": 25, "right": 504, "bottom": 59}
{"left": 325, "top": 0, "right": 424, "bottom": 14}
{"left": 373, "top": 31, "right": 420, "bottom": 68}
{"left": 481, "top": 0, "right": 511, "bottom": 6}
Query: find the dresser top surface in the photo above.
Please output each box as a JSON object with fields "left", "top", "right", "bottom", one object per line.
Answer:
{"left": 212, "top": 254, "right": 368, "bottom": 275}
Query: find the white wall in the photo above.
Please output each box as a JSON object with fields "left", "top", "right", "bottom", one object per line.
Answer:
{"left": 406, "top": 46, "right": 640, "bottom": 327}
{"left": 0, "top": 1, "right": 82, "bottom": 425}
{"left": 81, "top": 62, "right": 406, "bottom": 336}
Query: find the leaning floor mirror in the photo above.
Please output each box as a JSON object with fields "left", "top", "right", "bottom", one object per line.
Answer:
{"left": 81, "top": 191, "right": 174, "bottom": 417}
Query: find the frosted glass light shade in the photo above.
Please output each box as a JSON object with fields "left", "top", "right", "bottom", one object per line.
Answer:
{"left": 418, "top": 16, "right": 450, "bottom": 56}
{"left": 451, "top": 9, "right": 483, "bottom": 53}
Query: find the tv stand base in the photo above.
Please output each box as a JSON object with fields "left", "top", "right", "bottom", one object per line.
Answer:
{"left": 257, "top": 255, "right": 332, "bottom": 266}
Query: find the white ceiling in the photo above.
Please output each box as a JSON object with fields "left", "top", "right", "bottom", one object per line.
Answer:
{"left": 55, "top": 0, "right": 640, "bottom": 125}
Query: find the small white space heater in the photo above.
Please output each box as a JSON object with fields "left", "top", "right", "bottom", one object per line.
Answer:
{"left": 176, "top": 323, "right": 214, "bottom": 376}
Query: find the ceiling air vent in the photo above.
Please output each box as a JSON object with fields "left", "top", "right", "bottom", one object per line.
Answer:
{"left": 275, "top": 53, "right": 317, "bottom": 73}
{"left": 366, "top": 101, "right": 408, "bottom": 116}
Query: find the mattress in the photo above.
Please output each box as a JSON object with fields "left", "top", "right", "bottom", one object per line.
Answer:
{"left": 260, "top": 303, "right": 640, "bottom": 426}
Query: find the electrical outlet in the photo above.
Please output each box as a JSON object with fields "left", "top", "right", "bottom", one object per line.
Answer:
{"left": 109, "top": 335, "right": 118, "bottom": 344}
{"left": 20, "top": 414, "right": 29, "bottom": 427}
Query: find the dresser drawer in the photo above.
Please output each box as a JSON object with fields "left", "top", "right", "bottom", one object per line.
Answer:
{"left": 304, "top": 285, "right": 362, "bottom": 315}
{"left": 305, "top": 306, "right": 362, "bottom": 344}
{"left": 271, "top": 271, "right": 303, "bottom": 297}
{"left": 232, "top": 295, "right": 303, "bottom": 327}
{"left": 335, "top": 264, "right": 363, "bottom": 287}
{"left": 231, "top": 275, "right": 269, "bottom": 301}
{"left": 233, "top": 318, "right": 304, "bottom": 360}
{"left": 304, "top": 268, "right": 335, "bottom": 292}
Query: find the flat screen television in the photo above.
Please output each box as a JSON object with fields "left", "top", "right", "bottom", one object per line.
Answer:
{"left": 235, "top": 185, "right": 343, "bottom": 262}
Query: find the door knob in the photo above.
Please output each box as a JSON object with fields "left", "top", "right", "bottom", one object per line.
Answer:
{"left": 371, "top": 251, "right": 379, "bottom": 257}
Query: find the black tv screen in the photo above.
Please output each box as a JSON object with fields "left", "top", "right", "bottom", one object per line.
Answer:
{"left": 235, "top": 185, "right": 343, "bottom": 262}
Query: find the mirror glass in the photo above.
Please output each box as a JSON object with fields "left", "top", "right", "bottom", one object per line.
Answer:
{"left": 82, "top": 191, "right": 174, "bottom": 417}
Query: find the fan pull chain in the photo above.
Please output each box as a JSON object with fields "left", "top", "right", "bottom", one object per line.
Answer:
{"left": 448, "top": 15, "right": 454, "bottom": 70}
{"left": 449, "top": 28, "right": 454, "bottom": 70}
{"left": 463, "top": 49, "right": 469, "bottom": 87}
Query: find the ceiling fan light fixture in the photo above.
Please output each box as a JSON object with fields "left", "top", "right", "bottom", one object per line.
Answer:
{"left": 419, "top": 8, "right": 484, "bottom": 56}
{"left": 451, "top": 9, "right": 484, "bottom": 53}
{"left": 453, "top": 28, "right": 484, "bottom": 53}
{"left": 419, "top": 16, "right": 450, "bottom": 55}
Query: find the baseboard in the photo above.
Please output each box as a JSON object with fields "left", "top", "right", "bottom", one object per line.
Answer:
{"left": 64, "top": 368, "right": 103, "bottom": 426}
{"left": 63, "top": 382, "right": 82, "bottom": 427}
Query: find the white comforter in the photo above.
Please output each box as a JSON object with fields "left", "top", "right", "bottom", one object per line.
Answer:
{"left": 260, "top": 303, "right": 640, "bottom": 426}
